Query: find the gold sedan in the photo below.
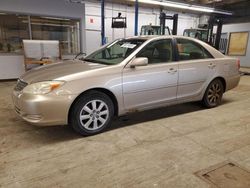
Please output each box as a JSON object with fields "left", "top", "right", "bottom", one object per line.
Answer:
{"left": 13, "top": 36, "right": 240, "bottom": 136}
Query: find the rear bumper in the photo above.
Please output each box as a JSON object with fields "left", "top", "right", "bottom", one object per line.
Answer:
{"left": 12, "top": 91, "right": 77, "bottom": 126}
{"left": 226, "top": 74, "right": 240, "bottom": 91}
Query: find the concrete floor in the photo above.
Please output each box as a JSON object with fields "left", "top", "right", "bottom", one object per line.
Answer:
{"left": 0, "top": 76, "right": 250, "bottom": 188}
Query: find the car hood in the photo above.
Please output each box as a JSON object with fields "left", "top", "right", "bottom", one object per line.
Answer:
{"left": 20, "top": 60, "right": 108, "bottom": 84}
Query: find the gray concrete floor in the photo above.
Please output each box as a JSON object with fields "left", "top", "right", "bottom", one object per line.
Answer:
{"left": 0, "top": 76, "right": 250, "bottom": 188}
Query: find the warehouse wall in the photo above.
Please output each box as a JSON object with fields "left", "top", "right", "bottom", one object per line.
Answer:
{"left": 85, "top": 1, "right": 199, "bottom": 54}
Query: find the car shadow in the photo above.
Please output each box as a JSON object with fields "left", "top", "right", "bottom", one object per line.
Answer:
{"left": 108, "top": 102, "right": 205, "bottom": 131}
{"left": 13, "top": 99, "right": 234, "bottom": 144}
{"left": 107, "top": 98, "right": 234, "bottom": 132}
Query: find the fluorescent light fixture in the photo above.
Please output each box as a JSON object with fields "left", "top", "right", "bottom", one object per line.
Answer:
{"left": 67, "top": 0, "right": 84, "bottom": 4}
{"left": 129, "top": 0, "right": 232, "bottom": 15}
{"left": 41, "top": 16, "right": 70, "bottom": 21}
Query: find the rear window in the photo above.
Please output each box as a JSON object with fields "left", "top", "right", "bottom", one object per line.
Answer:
{"left": 176, "top": 39, "right": 213, "bottom": 61}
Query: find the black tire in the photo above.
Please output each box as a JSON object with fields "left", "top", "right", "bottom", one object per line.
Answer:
{"left": 202, "top": 79, "right": 224, "bottom": 108}
{"left": 69, "top": 91, "right": 114, "bottom": 136}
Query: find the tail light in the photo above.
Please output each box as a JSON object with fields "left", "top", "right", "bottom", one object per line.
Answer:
{"left": 236, "top": 59, "right": 240, "bottom": 70}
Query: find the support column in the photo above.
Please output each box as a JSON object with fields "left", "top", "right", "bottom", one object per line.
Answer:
{"left": 172, "top": 14, "right": 178, "bottom": 35}
{"left": 134, "top": 0, "right": 139, "bottom": 36}
{"left": 101, "top": 0, "right": 105, "bottom": 45}
{"left": 215, "top": 20, "right": 223, "bottom": 50}
{"left": 159, "top": 12, "right": 166, "bottom": 35}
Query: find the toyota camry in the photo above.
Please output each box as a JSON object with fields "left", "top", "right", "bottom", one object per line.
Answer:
{"left": 12, "top": 36, "right": 240, "bottom": 136}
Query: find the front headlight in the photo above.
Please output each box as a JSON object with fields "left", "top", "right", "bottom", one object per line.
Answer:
{"left": 23, "top": 81, "right": 65, "bottom": 95}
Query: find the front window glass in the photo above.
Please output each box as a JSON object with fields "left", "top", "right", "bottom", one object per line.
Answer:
{"left": 189, "top": 31, "right": 197, "bottom": 38}
{"left": 84, "top": 39, "right": 145, "bottom": 65}
{"left": 140, "top": 26, "right": 170, "bottom": 35}
{"left": 141, "top": 26, "right": 160, "bottom": 35}
{"left": 0, "top": 14, "right": 29, "bottom": 53}
{"left": 201, "top": 30, "right": 208, "bottom": 41}
{"left": 183, "top": 30, "right": 189, "bottom": 37}
{"left": 177, "top": 38, "right": 212, "bottom": 61}
{"left": 137, "top": 39, "right": 173, "bottom": 64}
{"left": 185, "top": 30, "right": 208, "bottom": 41}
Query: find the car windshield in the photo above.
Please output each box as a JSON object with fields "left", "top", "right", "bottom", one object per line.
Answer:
{"left": 83, "top": 39, "right": 146, "bottom": 65}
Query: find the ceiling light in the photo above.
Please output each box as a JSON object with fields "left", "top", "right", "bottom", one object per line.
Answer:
{"left": 67, "top": 0, "right": 84, "bottom": 4}
{"left": 129, "top": 0, "right": 232, "bottom": 15}
{"left": 41, "top": 17, "right": 70, "bottom": 21}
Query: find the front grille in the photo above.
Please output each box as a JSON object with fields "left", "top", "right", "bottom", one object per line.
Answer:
{"left": 14, "top": 79, "right": 28, "bottom": 91}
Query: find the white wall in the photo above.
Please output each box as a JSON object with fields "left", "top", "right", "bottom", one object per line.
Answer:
{"left": 218, "top": 23, "right": 250, "bottom": 67}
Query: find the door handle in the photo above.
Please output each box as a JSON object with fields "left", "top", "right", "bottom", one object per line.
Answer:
{"left": 168, "top": 68, "right": 177, "bottom": 74}
{"left": 208, "top": 63, "right": 216, "bottom": 69}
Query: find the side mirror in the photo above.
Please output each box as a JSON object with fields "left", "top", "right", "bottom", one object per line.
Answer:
{"left": 130, "top": 57, "right": 148, "bottom": 68}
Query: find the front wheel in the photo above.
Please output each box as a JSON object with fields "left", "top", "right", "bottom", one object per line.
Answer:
{"left": 202, "top": 79, "right": 224, "bottom": 108}
{"left": 69, "top": 91, "right": 114, "bottom": 136}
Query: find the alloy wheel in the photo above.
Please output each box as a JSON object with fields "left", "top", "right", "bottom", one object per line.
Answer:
{"left": 79, "top": 100, "right": 109, "bottom": 131}
{"left": 207, "top": 82, "right": 221, "bottom": 105}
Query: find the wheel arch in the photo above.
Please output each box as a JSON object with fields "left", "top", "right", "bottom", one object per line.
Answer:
{"left": 213, "top": 76, "right": 226, "bottom": 92}
{"left": 68, "top": 88, "right": 119, "bottom": 124}
{"left": 202, "top": 76, "right": 226, "bottom": 108}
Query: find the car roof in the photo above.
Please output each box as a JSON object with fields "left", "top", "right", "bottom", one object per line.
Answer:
{"left": 125, "top": 35, "right": 191, "bottom": 40}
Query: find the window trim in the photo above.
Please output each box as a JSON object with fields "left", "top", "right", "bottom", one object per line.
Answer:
{"left": 174, "top": 38, "right": 214, "bottom": 62}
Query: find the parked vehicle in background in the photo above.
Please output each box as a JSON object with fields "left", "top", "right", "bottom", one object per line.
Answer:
{"left": 140, "top": 25, "right": 171, "bottom": 35}
{"left": 13, "top": 36, "right": 240, "bottom": 136}
{"left": 183, "top": 28, "right": 208, "bottom": 42}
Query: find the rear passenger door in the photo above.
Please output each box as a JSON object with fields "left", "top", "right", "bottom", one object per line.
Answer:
{"left": 176, "top": 38, "right": 215, "bottom": 99}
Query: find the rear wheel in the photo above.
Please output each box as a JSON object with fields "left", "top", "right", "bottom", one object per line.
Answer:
{"left": 69, "top": 91, "right": 114, "bottom": 136}
{"left": 202, "top": 79, "right": 224, "bottom": 108}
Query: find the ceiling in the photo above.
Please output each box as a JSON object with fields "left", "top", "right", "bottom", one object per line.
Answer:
{"left": 179, "top": 0, "right": 247, "bottom": 7}
{"left": 172, "top": 0, "right": 250, "bottom": 23}
{"left": 103, "top": 0, "right": 250, "bottom": 23}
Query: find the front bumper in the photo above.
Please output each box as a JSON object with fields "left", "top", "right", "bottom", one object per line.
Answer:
{"left": 12, "top": 91, "right": 77, "bottom": 126}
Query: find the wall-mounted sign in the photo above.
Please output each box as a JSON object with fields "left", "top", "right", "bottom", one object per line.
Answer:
{"left": 228, "top": 32, "right": 249, "bottom": 56}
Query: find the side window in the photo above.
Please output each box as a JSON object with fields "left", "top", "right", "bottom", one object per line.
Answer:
{"left": 176, "top": 39, "right": 212, "bottom": 61}
{"left": 137, "top": 39, "right": 173, "bottom": 64}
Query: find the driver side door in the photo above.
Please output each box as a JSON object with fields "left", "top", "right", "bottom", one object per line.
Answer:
{"left": 122, "top": 39, "right": 178, "bottom": 111}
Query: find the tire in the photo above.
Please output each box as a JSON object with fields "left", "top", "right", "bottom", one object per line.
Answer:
{"left": 202, "top": 79, "right": 224, "bottom": 108}
{"left": 69, "top": 91, "right": 114, "bottom": 136}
